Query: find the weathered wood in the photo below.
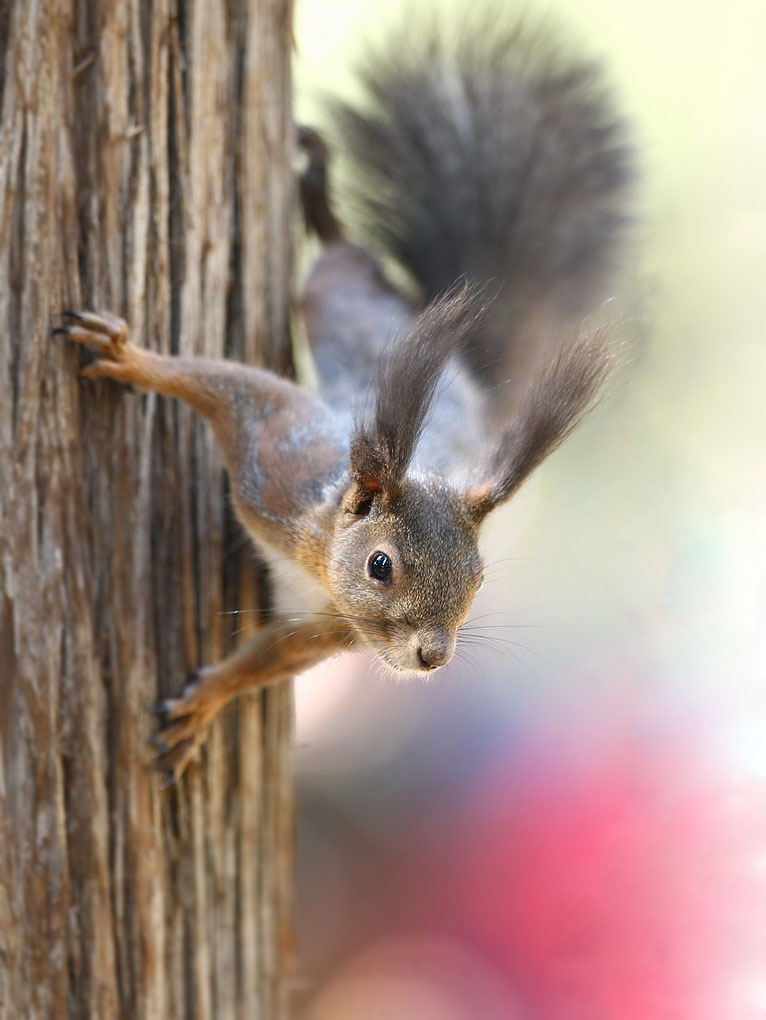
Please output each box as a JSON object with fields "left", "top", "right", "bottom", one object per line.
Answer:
{"left": 0, "top": 1, "right": 295, "bottom": 1016}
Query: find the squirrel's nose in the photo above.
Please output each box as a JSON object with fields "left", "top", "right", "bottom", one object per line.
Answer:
{"left": 416, "top": 633, "right": 454, "bottom": 671}
{"left": 417, "top": 647, "right": 440, "bottom": 670}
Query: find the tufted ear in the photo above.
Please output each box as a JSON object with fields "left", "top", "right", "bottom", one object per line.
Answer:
{"left": 340, "top": 466, "right": 383, "bottom": 516}
{"left": 463, "top": 483, "right": 496, "bottom": 523}
{"left": 465, "top": 325, "right": 614, "bottom": 522}
{"left": 343, "top": 282, "right": 486, "bottom": 514}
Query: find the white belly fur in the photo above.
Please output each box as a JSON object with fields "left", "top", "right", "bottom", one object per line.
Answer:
{"left": 255, "top": 536, "right": 331, "bottom": 617}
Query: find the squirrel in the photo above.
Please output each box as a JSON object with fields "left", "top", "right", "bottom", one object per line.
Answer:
{"left": 57, "top": 15, "right": 634, "bottom": 783}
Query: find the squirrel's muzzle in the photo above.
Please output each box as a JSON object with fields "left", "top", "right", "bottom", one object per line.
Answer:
{"left": 414, "top": 629, "right": 455, "bottom": 672}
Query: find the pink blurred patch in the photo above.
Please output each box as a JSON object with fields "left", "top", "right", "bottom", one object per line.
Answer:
{"left": 455, "top": 715, "right": 766, "bottom": 1019}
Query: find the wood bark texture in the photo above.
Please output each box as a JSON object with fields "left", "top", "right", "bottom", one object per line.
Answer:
{"left": 0, "top": 1, "right": 295, "bottom": 1016}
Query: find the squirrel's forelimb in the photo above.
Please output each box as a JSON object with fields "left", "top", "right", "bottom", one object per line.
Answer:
{"left": 154, "top": 614, "right": 354, "bottom": 782}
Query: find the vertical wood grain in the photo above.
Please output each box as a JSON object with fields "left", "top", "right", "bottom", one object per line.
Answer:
{"left": 0, "top": 1, "right": 295, "bottom": 1016}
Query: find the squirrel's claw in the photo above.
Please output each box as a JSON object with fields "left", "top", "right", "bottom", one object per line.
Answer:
{"left": 154, "top": 734, "right": 205, "bottom": 785}
{"left": 60, "top": 308, "right": 128, "bottom": 339}
{"left": 159, "top": 769, "right": 179, "bottom": 791}
{"left": 54, "top": 309, "right": 130, "bottom": 362}
{"left": 56, "top": 310, "right": 143, "bottom": 390}
{"left": 156, "top": 713, "right": 202, "bottom": 750}
{"left": 152, "top": 674, "right": 211, "bottom": 786}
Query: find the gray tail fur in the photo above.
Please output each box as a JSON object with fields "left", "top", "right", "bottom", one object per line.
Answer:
{"left": 333, "top": 13, "right": 636, "bottom": 381}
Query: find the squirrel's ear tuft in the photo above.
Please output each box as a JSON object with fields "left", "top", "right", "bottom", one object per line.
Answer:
{"left": 347, "top": 282, "right": 488, "bottom": 507}
{"left": 470, "top": 325, "right": 614, "bottom": 516}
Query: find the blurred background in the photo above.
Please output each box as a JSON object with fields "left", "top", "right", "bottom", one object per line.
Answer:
{"left": 291, "top": 1, "right": 766, "bottom": 1016}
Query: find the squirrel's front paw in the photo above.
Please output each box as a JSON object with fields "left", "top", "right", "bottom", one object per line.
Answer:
{"left": 54, "top": 309, "right": 139, "bottom": 382}
{"left": 153, "top": 674, "right": 215, "bottom": 787}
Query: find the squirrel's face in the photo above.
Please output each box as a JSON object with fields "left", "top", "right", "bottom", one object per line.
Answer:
{"left": 329, "top": 480, "right": 483, "bottom": 675}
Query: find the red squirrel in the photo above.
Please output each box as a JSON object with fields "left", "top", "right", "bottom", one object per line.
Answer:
{"left": 58, "top": 17, "right": 634, "bottom": 782}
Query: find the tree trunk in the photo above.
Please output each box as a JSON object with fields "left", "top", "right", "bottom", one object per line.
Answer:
{"left": 0, "top": 1, "right": 295, "bottom": 1016}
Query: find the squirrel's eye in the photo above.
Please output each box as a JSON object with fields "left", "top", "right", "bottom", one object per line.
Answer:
{"left": 367, "top": 551, "right": 393, "bottom": 584}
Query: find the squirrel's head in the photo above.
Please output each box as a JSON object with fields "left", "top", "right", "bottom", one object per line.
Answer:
{"left": 327, "top": 284, "right": 611, "bottom": 675}
{"left": 328, "top": 478, "right": 483, "bottom": 674}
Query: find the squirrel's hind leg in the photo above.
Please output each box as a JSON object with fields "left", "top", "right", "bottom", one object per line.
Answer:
{"left": 297, "top": 129, "right": 415, "bottom": 411}
{"left": 58, "top": 309, "right": 262, "bottom": 421}
{"left": 57, "top": 309, "right": 330, "bottom": 485}
{"left": 298, "top": 125, "right": 343, "bottom": 242}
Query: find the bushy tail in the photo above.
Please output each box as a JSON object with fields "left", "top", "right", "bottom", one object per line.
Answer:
{"left": 333, "top": 13, "right": 635, "bottom": 380}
